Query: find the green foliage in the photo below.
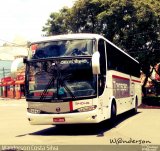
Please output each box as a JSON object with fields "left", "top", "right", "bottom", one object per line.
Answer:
{"left": 42, "top": 0, "right": 160, "bottom": 72}
{"left": 42, "top": 7, "right": 71, "bottom": 35}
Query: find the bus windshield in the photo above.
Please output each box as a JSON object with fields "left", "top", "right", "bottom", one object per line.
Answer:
{"left": 26, "top": 58, "right": 97, "bottom": 101}
{"left": 30, "top": 39, "right": 94, "bottom": 59}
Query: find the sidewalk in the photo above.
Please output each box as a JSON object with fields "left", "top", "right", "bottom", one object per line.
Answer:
{"left": 0, "top": 98, "right": 26, "bottom": 107}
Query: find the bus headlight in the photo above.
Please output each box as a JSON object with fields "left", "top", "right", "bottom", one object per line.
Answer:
{"left": 27, "top": 108, "right": 41, "bottom": 114}
{"left": 77, "top": 105, "right": 97, "bottom": 112}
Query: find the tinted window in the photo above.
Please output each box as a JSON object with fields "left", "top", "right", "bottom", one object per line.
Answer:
{"left": 31, "top": 40, "right": 94, "bottom": 59}
{"left": 98, "top": 39, "right": 107, "bottom": 95}
{"left": 98, "top": 39, "right": 106, "bottom": 75}
{"left": 106, "top": 43, "right": 140, "bottom": 77}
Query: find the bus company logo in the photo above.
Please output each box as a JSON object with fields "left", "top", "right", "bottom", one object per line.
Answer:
{"left": 60, "top": 59, "right": 89, "bottom": 65}
{"left": 56, "top": 107, "right": 61, "bottom": 112}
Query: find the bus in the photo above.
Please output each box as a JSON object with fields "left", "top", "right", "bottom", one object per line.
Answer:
{"left": 24, "top": 33, "right": 142, "bottom": 125}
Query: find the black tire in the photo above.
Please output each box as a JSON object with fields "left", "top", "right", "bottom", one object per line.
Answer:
{"left": 110, "top": 102, "right": 117, "bottom": 126}
{"left": 132, "top": 97, "right": 138, "bottom": 114}
{"left": 135, "top": 99, "right": 138, "bottom": 113}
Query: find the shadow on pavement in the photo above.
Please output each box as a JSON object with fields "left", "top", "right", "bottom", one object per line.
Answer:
{"left": 28, "top": 110, "right": 141, "bottom": 137}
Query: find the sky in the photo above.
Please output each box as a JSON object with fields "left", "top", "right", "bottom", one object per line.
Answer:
{"left": 0, "top": 0, "right": 75, "bottom": 45}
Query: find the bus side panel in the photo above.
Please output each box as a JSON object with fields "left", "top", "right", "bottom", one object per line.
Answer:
{"left": 102, "top": 70, "right": 126, "bottom": 118}
{"left": 106, "top": 71, "right": 142, "bottom": 116}
{"left": 131, "top": 77, "right": 142, "bottom": 107}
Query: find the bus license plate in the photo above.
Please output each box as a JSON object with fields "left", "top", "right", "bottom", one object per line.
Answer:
{"left": 53, "top": 118, "right": 65, "bottom": 122}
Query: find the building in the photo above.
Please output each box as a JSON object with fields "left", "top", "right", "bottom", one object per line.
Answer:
{"left": 0, "top": 36, "right": 28, "bottom": 99}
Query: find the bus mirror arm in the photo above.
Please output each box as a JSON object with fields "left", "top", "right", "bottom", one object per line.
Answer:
{"left": 92, "top": 51, "right": 100, "bottom": 75}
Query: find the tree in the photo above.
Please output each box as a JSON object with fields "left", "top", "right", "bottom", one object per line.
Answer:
{"left": 42, "top": 7, "right": 71, "bottom": 35}
{"left": 68, "top": 0, "right": 105, "bottom": 33}
{"left": 42, "top": 0, "right": 160, "bottom": 92}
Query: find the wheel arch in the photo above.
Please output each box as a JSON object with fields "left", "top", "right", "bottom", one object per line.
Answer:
{"left": 108, "top": 96, "right": 117, "bottom": 118}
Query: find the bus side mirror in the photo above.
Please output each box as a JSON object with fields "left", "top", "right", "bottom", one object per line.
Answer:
{"left": 92, "top": 51, "right": 100, "bottom": 75}
{"left": 23, "top": 57, "right": 27, "bottom": 64}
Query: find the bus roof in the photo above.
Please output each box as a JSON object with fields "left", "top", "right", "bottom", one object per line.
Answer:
{"left": 31, "top": 33, "right": 102, "bottom": 43}
{"left": 30, "top": 33, "right": 139, "bottom": 64}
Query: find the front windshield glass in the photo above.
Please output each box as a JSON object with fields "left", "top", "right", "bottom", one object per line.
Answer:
{"left": 30, "top": 39, "right": 94, "bottom": 59}
{"left": 26, "top": 58, "right": 97, "bottom": 101}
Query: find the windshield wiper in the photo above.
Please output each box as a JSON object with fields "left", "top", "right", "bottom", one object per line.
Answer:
{"left": 62, "top": 81, "right": 76, "bottom": 99}
{"left": 39, "top": 60, "right": 59, "bottom": 101}
{"left": 58, "top": 74, "right": 76, "bottom": 100}
{"left": 40, "top": 75, "right": 55, "bottom": 101}
{"left": 38, "top": 60, "right": 76, "bottom": 101}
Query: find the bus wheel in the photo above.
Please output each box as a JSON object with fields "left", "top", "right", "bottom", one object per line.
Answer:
{"left": 110, "top": 102, "right": 116, "bottom": 126}
{"left": 131, "top": 97, "right": 138, "bottom": 114}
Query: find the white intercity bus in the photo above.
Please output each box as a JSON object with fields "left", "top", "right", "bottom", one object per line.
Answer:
{"left": 24, "top": 33, "right": 142, "bottom": 125}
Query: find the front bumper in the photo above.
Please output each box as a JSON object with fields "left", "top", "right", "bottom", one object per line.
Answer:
{"left": 27, "top": 110, "right": 99, "bottom": 125}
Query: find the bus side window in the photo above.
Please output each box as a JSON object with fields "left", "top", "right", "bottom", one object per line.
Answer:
{"left": 98, "top": 39, "right": 106, "bottom": 75}
{"left": 106, "top": 43, "right": 116, "bottom": 70}
{"left": 107, "top": 43, "right": 140, "bottom": 77}
{"left": 98, "top": 39, "right": 106, "bottom": 95}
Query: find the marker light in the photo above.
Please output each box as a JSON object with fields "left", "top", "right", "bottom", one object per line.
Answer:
{"left": 27, "top": 108, "right": 41, "bottom": 114}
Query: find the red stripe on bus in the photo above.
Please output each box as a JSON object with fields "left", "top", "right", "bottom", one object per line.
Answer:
{"left": 112, "top": 75, "right": 130, "bottom": 81}
{"left": 132, "top": 79, "right": 141, "bottom": 83}
{"left": 69, "top": 101, "right": 73, "bottom": 111}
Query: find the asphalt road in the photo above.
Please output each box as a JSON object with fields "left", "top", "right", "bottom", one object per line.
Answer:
{"left": 0, "top": 98, "right": 160, "bottom": 147}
